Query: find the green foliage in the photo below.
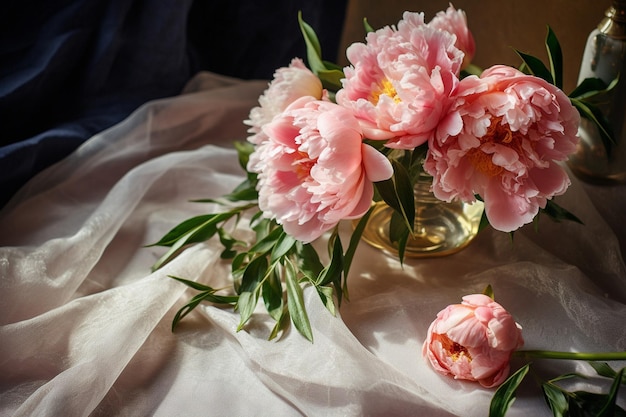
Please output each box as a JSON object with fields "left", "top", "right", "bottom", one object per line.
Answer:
{"left": 490, "top": 360, "right": 626, "bottom": 417}
{"left": 490, "top": 364, "right": 530, "bottom": 417}
{"left": 298, "top": 11, "right": 344, "bottom": 91}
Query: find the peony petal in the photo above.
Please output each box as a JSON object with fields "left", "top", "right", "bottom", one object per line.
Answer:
{"left": 361, "top": 144, "right": 393, "bottom": 182}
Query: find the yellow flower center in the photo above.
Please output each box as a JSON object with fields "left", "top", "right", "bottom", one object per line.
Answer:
{"left": 466, "top": 116, "right": 524, "bottom": 177}
{"left": 371, "top": 78, "right": 401, "bottom": 105}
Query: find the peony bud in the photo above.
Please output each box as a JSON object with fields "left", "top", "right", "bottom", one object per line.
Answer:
{"left": 422, "top": 294, "right": 523, "bottom": 388}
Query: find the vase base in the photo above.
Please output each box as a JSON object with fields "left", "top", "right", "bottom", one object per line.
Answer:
{"left": 360, "top": 200, "right": 484, "bottom": 258}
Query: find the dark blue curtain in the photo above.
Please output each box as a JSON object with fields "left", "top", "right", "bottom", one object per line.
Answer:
{"left": 0, "top": 0, "right": 347, "bottom": 207}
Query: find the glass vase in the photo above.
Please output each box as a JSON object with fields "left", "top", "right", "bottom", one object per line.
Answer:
{"left": 567, "top": 0, "right": 626, "bottom": 184}
{"left": 360, "top": 173, "right": 484, "bottom": 258}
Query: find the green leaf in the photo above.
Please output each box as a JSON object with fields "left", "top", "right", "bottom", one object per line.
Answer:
{"left": 568, "top": 389, "right": 626, "bottom": 417}
{"left": 317, "top": 68, "right": 344, "bottom": 92}
{"left": 239, "top": 255, "right": 269, "bottom": 294}
{"left": 316, "top": 285, "right": 336, "bottom": 316}
{"left": 170, "top": 288, "right": 238, "bottom": 331}
{"left": 489, "top": 364, "right": 531, "bottom": 417}
{"left": 148, "top": 213, "right": 230, "bottom": 248}
{"left": 317, "top": 232, "right": 344, "bottom": 303}
{"left": 542, "top": 382, "right": 569, "bottom": 417}
{"left": 515, "top": 49, "right": 553, "bottom": 85}
{"left": 270, "top": 232, "right": 296, "bottom": 263}
{"left": 296, "top": 242, "right": 324, "bottom": 281}
{"left": 298, "top": 11, "right": 325, "bottom": 75}
{"left": 262, "top": 269, "right": 284, "bottom": 321}
{"left": 234, "top": 141, "right": 255, "bottom": 172}
{"left": 483, "top": 284, "right": 495, "bottom": 299}
{"left": 236, "top": 291, "right": 259, "bottom": 331}
{"left": 571, "top": 98, "right": 615, "bottom": 153}
{"left": 363, "top": 17, "right": 374, "bottom": 33}
{"left": 569, "top": 77, "right": 610, "bottom": 99}
{"left": 545, "top": 26, "right": 563, "bottom": 89}
{"left": 541, "top": 200, "right": 583, "bottom": 225}
{"left": 268, "top": 307, "right": 290, "bottom": 341}
{"left": 375, "top": 158, "right": 415, "bottom": 233}
{"left": 285, "top": 259, "right": 313, "bottom": 342}
{"left": 248, "top": 226, "right": 284, "bottom": 254}
{"left": 343, "top": 207, "right": 372, "bottom": 283}
{"left": 589, "top": 362, "right": 626, "bottom": 384}
{"left": 598, "top": 368, "right": 625, "bottom": 416}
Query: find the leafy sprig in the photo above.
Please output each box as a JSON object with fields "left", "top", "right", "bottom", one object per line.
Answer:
{"left": 490, "top": 359, "right": 626, "bottom": 417}
{"left": 149, "top": 141, "right": 372, "bottom": 342}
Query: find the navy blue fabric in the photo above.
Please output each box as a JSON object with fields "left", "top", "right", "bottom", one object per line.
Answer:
{"left": 0, "top": 0, "right": 347, "bottom": 207}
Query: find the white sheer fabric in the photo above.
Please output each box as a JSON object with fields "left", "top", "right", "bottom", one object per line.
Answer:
{"left": 1, "top": 72, "right": 625, "bottom": 417}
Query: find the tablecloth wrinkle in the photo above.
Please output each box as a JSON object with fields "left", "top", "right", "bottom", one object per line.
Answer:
{"left": 1, "top": 72, "right": 625, "bottom": 416}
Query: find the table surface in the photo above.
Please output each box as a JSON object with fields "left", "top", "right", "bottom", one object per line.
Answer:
{"left": 1, "top": 72, "right": 625, "bottom": 417}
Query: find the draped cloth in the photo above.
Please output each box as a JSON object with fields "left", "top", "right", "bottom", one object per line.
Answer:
{"left": 1, "top": 73, "right": 625, "bottom": 416}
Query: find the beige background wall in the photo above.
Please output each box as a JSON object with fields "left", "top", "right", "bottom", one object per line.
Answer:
{"left": 339, "top": 0, "right": 609, "bottom": 93}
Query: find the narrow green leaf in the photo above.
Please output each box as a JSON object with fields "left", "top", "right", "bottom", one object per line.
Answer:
{"left": 317, "top": 233, "right": 344, "bottom": 287}
{"left": 598, "top": 368, "right": 625, "bottom": 416}
{"left": 169, "top": 275, "right": 214, "bottom": 292}
{"left": 541, "top": 200, "right": 583, "bottom": 225}
{"left": 148, "top": 213, "right": 228, "bottom": 248}
{"left": 571, "top": 98, "right": 615, "bottom": 153}
{"left": 569, "top": 77, "right": 610, "bottom": 99}
{"left": 285, "top": 260, "right": 314, "bottom": 342}
{"left": 296, "top": 242, "right": 324, "bottom": 281}
{"left": 239, "top": 255, "right": 269, "bottom": 294}
{"left": 249, "top": 226, "right": 284, "bottom": 254}
{"left": 268, "top": 307, "right": 290, "bottom": 341}
{"left": 262, "top": 269, "right": 284, "bottom": 322}
{"left": 171, "top": 296, "right": 205, "bottom": 331}
{"left": 270, "top": 232, "right": 296, "bottom": 263}
{"left": 171, "top": 289, "right": 238, "bottom": 331}
{"left": 589, "top": 362, "right": 626, "bottom": 385}
{"left": 317, "top": 68, "right": 344, "bottom": 91}
{"left": 343, "top": 207, "right": 372, "bottom": 279}
{"left": 489, "top": 364, "right": 531, "bottom": 417}
{"left": 515, "top": 49, "right": 553, "bottom": 85}
{"left": 363, "top": 17, "right": 374, "bottom": 33}
{"left": 483, "top": 284, "right": 495, "bottom": 300}
{"left": 316, "top": 285, "right": 336, "bottom": 316}
{"left": 236, "top": 291, "right": 259, "bottom": 331}
{"left": 542, "top": 382, "right": 568, "bottom": 417}
{"left": 234, "top": 141, "right": 255, "bottom": 171}
{"left": 545, "top": 26, "right": 563, "bottom": 89}
{"left": 298, "top": 11, "right": 326, "bottom": 75}
{"left": 375, "top": 159, "right": 415, "bottom": 233}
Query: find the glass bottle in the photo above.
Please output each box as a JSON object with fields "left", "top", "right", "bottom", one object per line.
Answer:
{"left": 567, "top": 0, "right": 626, "bottom": 183}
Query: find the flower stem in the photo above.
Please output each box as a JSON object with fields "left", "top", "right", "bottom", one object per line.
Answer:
{"left": 514, "top": 350, "right": 626, "bottom": 361}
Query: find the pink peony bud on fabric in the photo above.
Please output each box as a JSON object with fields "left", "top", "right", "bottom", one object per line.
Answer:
{"left": 422, "top": 294, "right": 524, "bottom": 388}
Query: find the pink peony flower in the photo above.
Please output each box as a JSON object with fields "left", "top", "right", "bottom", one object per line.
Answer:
{"left": 247, "top": 97, "right": 393, "bottom": 243}
{"left": 424, "top": 65, "right": 580, "bottom": 232}
{"left": 336, "top": 11, "right": 464, "bottom": 150}
{"left": 245, "top": 58, "right": 324, "bottom": 144}
{"left": 423, "top": 294, "right": 524, "bottom": 388}
{"left": 428, "top": 4, "right": 476, "bottom": 70}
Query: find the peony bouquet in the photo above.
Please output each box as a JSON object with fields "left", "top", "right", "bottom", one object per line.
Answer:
{"left": 150, "top": 6, "right": 611, "bottom": 341}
